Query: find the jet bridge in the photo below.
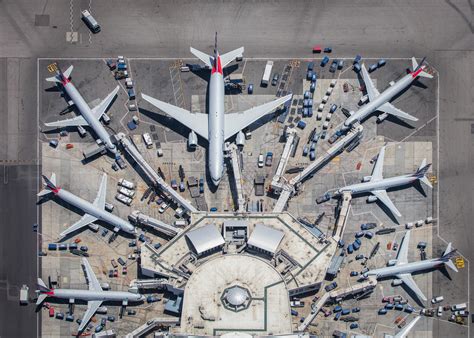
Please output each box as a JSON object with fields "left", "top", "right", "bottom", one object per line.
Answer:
{"left": 227, "top": 143, "right": 246, "bottom": 212}
{"left": 273, "top": 125, "right": 363, "bottom": 212}
{"left": 271, "top": 128, "right": 296, "bottom": 190}
{"left": 116, "top": 133, "right": 197, "bottom": 214}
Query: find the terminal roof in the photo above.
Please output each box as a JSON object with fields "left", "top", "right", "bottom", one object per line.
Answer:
{"left": 247, "top": 223, "right": 285, "bottom": 254}
{"left": 186, "top": 223, "right": 225, "bottom": 255}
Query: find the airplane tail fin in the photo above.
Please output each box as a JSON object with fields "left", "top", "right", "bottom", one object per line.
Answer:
{"left": 441, "top": 243, "right": 459, "bottom": 273}
{"left": 38, "top": 173, "right": 57, "bottom": 197}
{"left": 36, "top": 278, "right": 51, "bottom": 305}
{"left": 411, "top": 57, "right": 433, "bottom": 78}
{"left": 190, "top": 47, "right": 213, "bottom": 68}
{"left": 413, "top": 159, "right": 432, "bottom": 189}
{"left": 45, "top": 65, "right": 73, "bottom": 83}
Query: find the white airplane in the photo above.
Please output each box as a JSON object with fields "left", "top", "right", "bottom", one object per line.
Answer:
{"left": 44, "top": 65, "right": 120, "bottom": 155}
{"left": 335, "top": 146, "right": 432, "bottom": 217}
{"left": 38, "top": 172, "right": 136, "bottom": 239}
{"left": 343, "top": 57, "right": 433, "bottom": 128}
{"left": 385, "top": 316, "right": 421, "bottom": 338}
{"left": 36, "top": 257, "right": 144, "bottom": 333}
{"left": 141, "top": 34, "right": 292, "bottom": 186}
{"left": 364, "top": 231, "right": 458, "bottom": 301}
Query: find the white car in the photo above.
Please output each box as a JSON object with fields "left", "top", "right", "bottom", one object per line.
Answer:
{"left": 115, "top": 193, "right": 132, "bottom": 206}
{"left": 118, "top": 187, "right": 135, "bottom": 198}
{"left": 437, "top": 306, "right": 443, "bottom": 317}
{"left": 158, "top": 203, "right": 168, "bottom": 213}
{"left": 142, "top": 133, "right": 153, "bottom": 149}
{"left": 258, "top": 154, "right": 264, "bottom": 168}
{"left": 431, "top": 296, "right": 444, "bottom": 304}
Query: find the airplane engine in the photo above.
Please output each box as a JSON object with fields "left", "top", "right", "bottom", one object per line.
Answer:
{"left": 377, "top": 113, "right": 389, "bottom": 123}
{"left": 97, "top": 306, "right": 108, "bottom": 314}
{"left": 362, "top": 176, "right": 372, "bottom": 182}
{"left": 392, "top": 279, "right": 403, "bottom": 286}
{"left": 236, "top": 131, "right": 245, "bottom": 147}
{"left": 387, "top": 259, "right": 398, "bottom": 266}
{"left": 100, "top": 282, "right": 110, "bottom": 290}
{"left": 359, "top": 95, "right": 368, "bottom": 105}
{"left": 367, "top": 195, "right": 378, "bottom": 203}
{"left": 188, "top": 131, "right": 197, "bottom": 148}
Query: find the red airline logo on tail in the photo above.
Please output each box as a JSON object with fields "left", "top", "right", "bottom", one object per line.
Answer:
{"left": 211, "top": 56, "right": 222, "bottom": 75}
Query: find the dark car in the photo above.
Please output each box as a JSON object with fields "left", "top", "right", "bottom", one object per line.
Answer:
{"left": 320, "top": 56, "right": 330, "bottom": 67}
{"left": 353, "top": 63, "right": 361, "bottom": 73}
{"left": 361, "top": 222, "right": 377, "bottom": 230}
{"left": 329, "top": 60, "right": 338, "bottom": 73}
{"left": 248, "top": 83, "right": 253, "bottom": 94}
{"left": 325, "top": 282, "right": 338, "bottom": 292}
{"left": 271, "top": 73, "right": 280, "bottom": 86}
{"left": 324, "top": 47, "right": 332, "bottom": 53}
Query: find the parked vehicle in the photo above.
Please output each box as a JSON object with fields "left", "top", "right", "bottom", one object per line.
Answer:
{"left": 361, "top": 222, "right": 376, "bottom": 230}
{"left": 118, "top": 187, "right": 135, "bottom": 198}
{"left": 258, "top": 154, "right": 264, "bottom": 167}
{"left": 329, "top": 60, "right": 338, "bottom": 73}
{"left": 81, "top": 10, "right": 101, "bottom": 33}
{"left": 353, "top": 54, "right": 362, "bottom": 64}
{"left": 325, "top": 282, "right": 338, "bottom": 292}
{"left": 320, "top": 56, "right": 330, "bottom": 67}
{"left": 431, "top": 296, "right": 444, "bottom": 304}
{"left": 248, "top": 83, "right": 254, "bottom": 94}
{"left": 265, "top": 152, "right": 273, "bottom": 166}
{"left": 118, "top": 178, "right": 135, "bottom": 190}
{"left": 271, "top": 73, "right": 280, "bottom": 86}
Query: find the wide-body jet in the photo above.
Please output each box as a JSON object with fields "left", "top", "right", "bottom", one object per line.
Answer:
{"left": 141, "top": 35, "right": 292, "bottom": 185}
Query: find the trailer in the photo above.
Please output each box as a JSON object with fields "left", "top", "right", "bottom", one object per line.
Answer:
{"left": 261, "top": 61, "right": 274, "bottom": 87}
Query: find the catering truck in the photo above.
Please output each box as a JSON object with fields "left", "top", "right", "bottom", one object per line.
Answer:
{"left": 261, "top": 61, "right": 274, "bottom": 87}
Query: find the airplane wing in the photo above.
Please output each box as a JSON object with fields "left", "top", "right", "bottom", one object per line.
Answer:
{"left": 220, "top": 47, "right": 244, "bottom": 68}
{"left": 378, "top": 102, "right": 418, "bottom": 122}
{"left": 59, "top": 213, "right": 98, "bottom": 239}
{"left": 372, "top": 189, "right": 402, "bottom": 217}
{"left": 77, "top": 300, "right": 102, "bottom": 332}
{"left": 361, "top": 64, "right": 380, "bottom": 101}
{"left": 91, "top": 86, "right": 120, "bottom": 119}
{"left": 224, "top": 94, "right": 292, "bottom": 139}
{"left": 141, "top": 93, "right": 209, "bottom": 140}
{"left": 397, "top": 273, "right": 427, "bottom": 301}
{"left": 370, "top": 146, "right": 385, "bottom": 181}
{"left": 82, "top": 257, "right": 103, "bottom": 291}
{"left": 92, "top": 174, "right": 107, "bottom": 209}
{"left": 396, "top": 230, "right": 411, "bottom": 264}
{"left": 394, "top": 316, "right": 421, "bottom": 338}
{"left": 190, "top": 47, "right": 214, "bottom": 68}
{"left": 44, "top": 115, "right": 88, "bottom": 128}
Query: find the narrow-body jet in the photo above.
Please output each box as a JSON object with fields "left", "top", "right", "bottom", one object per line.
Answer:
{"left": 335, "top": 146, "right": 432, "bottom": 217}
{"left": 343, "top": 58, "right": 433, "bottom": 128}
{"left": 38, "top": 173, "right": 135, "bottom": 239}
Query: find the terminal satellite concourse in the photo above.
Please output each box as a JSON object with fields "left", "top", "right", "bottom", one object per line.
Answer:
{"left": 141, "top": 33, "right": 292, "bottom": 186}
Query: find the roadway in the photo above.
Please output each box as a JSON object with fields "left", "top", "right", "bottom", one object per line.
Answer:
{"left": 0, "top": 1, "right": 472, "bottom": 337}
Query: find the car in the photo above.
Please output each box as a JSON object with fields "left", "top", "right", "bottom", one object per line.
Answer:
{"left": 337, "top": 59, "right": 344, "bottom": 69}
{"left": 49, "top": 307, "right": 55, "bottom": 317}
{"left": 355, "top": 231, "right": 365, "bottom": 238}
{"left": 353, "top": 63, "right": 361, "bottom": 73}
{"left": 95, "top": 325, "right": 103, "bottom": 333}
{"left": 385, "top": 303, "right": 394, "bottom": 310}
{"left": 329, "top": 60, "right": 338, "bottom": 73}
{"left": 350, "top": 271, "right": 359, "bottom": 277}
{"left": 350, "top": 323, "right": 359, "bottom": 329}
{"left": 271, "top": 73, "right": 280, "bottom": 86}
{"left": 80, "top": 246, "right": 88, "bottom": 252}
{"left": 392, "top": 242, "right": 399, "bottom": 251}
{"left": 107, "top": 315, "right": 115, "bottom": 322}
{"left": 312, "top": 45, "right": 322, "bottom": 53}
{"left": 158, "top": 202, "right": 168, "bottom": 213}
{"left": 320, "top": 56, "right": 330, "bottom": 67}
{"left": 115, "top": 193, "right": 132, "bottom": 206}
{"left": 258, "top": 154, "right": 264, "bottom": 167}
{"left": 431, "top": 296, "right": 444, "bottom": 304}
{"left": 323, "top": 47, "right": 332, "bottom": 53}
{"left": 306, "top": 70, "right": 313, "bottom": 80}
{"left": 329, "top": 104, "right": 337, "bottom": 113}
{"left": 302, "top": 145, "right": 309, "bottom": 157}
{"left": 368, "top": 64, "right": 378, "bottom": 72}
{"left": 334, "top": 312, "right": 341, "bottom": 320}
{"left": 378, "top": 59, "right": 386, "bottom": 67}
{"left": 309, "top": 151, "right": 316, "bottom": 161}
{"left": 170, "top": 179, "right": 178, "bottom": 190}
{"left": 355, "top": 254, "right": 364, "bottom": 260}
{"left": 361, "top": 222, "right": 377, "bottom": 230}
{"left": 310, "top": 82, "right": 316, "bottom": 92}
{"left": 307, "top": 61, "right": 315, "bottom": 71}
{"left": 179, "top": 181, "right": 185, "bottom": 192}
{"left": 247, "top": 84, "right": 254, "bottom": 94}
{"left": 265, "top": 152, "right": 273, "bottom": 166}
{"left": 113, "top": 269, "right": 118, "bottom": 277}
{"left": 55, "top": 312, "right": 64, "bottom": 320}
{"left": 127, "top": 309, "right": 137, "bottom": 316}
{"left": 210, "top": 207, "right": 218, "bottom": 212}
{"left": 395, "top": 304, "right": 404, "bottom": 311}
{"left": 327, "top": 133, "right": 339, "bottom": 144}
{"left": 341, "top": 309, "right": 350, "bottom": 315}
{"left": 291, "top": 309, "right": 298, "bottom": 316}
{"left": 320, "top": 130, "right": 327, "bottom": 139}
{"left": 437, "top": 306, "right": 443, "bottom": 317}
{"left": 355, "top": 238, "right": 362, "bottom": 246}
{"left": 49, "top": 139, "right": 59, "bottom": 148}
{"left": 352, "top": 307, "right": 360, "bottom": 313}
{"left": 147, "top": 295, "right": 161, "bottom": 303}
{"left": 101, "top": 317, "right": 107, "bottom": 326}
{"left": 378, "top": 308, "right": 388, "bottom": 315}
{"left": 405, "top": 306, "right": 415, "bottom": 313}
{"left": 311, "top": 73, "right": 317, "bottom": 82}
{"left": 347, "top": 244, "right": 354, "bottom": 254}
{"left": 325, "top": 282, "right": 337, "bottom": 292}
{"left": 304, "top": 91, "right": 311, "bottom": 99}
{"left": 365, "top": 231, "right": 374, "bottom": 239}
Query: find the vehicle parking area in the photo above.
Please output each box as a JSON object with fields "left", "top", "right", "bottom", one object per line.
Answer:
{"left": 37, "top": 56, "right": 469, "bottom": 337}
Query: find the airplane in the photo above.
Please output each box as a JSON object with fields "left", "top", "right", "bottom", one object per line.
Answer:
{"left": 334, "top": 146, "right": 432, "bottom": 217}
{"left": 385, "top": 316, "right": 421, "bottom": 338}
{"left": 343, "top": 57, "right": 433, "bottom": 129}
{"left": 44, "top": 65, "right": 120, "bottom": 156}
{"left": 141, "top": 33, "right": 292, "bottom": 186}
{"left": 38, "top": 172, "right": 136, "bottom": 239}
{"left": 36, "top": 257, "right": 145, "bottom": 333}
{"left": 363, "top": 230, "right": 458, "bottom": 301}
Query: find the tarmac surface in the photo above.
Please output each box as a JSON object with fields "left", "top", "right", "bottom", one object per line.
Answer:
{"left": 0, "top": 1, "right": 472, "bottom": 337}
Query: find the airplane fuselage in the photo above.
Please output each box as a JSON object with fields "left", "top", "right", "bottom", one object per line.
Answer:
{"left": 344, "top": 71, "right": 420, "bottom": 127}
{"left": 61, "top": 78, "right": 117, "bottom": 154}
{"left": 338, "top": 174, "right": 417, "bottom": 195}
{"left": 42, "top": 288, "right": 144, "bottom": 303}
{"left": 53, "top": 188, "right": 135, "bottom": 235}
{"left": 366, "top": 258, "right": 444, "bottom": 279}
{"left": 207, "top": 55, "right": 225, "bottom": 186}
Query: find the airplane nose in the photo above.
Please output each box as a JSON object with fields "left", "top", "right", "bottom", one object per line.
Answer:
{"left": 211, "top": 176, "right": 221, "bottom": 186}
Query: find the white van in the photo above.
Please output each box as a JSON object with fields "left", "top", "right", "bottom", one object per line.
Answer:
{"left": 451, "top": 303, "right": 467, "bottom": 311}
{"left": 431, "top": 296, "right": 444, "bottom": 304}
